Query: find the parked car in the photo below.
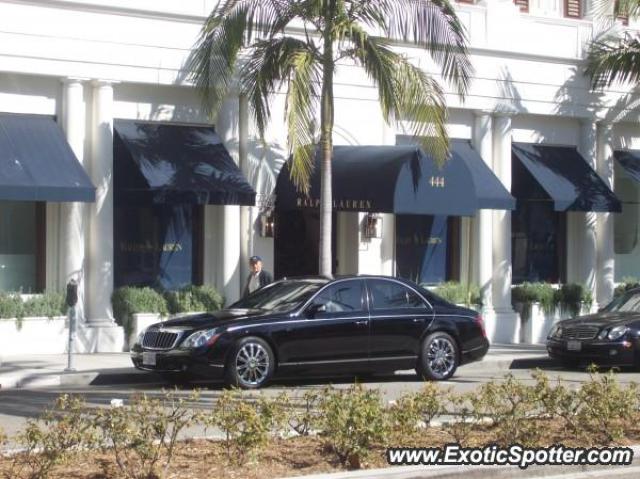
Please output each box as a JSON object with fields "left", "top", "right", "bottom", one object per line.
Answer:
{"left": 547, "top": 287, "right": 640, "bottom": 367}
{"left": 131, "top": 275, "right": 489, "bottom": 388}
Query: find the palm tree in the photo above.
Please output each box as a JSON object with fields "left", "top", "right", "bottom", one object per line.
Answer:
{"left": 585, "top": 0, "right": 640, "bottom": 88}
{"left": 189, "top": 0, "right": 472, "bottom": 277}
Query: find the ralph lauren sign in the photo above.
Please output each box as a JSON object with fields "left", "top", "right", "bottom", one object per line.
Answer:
{"left": 296, "top": 197, "right": 374, "bottom": 210}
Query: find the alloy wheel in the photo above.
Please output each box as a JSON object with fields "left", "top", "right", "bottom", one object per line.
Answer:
{"left": 235, "top": 342, "right": 270, "bottom": 386}
{"left": 426, "top": 337, "right": 456, "bottom": 378}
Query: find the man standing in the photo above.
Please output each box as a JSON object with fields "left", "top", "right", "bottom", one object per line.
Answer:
{"left": 243, "top": 255, "right": 273, "bottom": 298}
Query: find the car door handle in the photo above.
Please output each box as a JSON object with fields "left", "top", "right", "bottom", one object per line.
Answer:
{"left": 355, "top": 320, "right": 368, "bottom": 326}
{"left": 412, "top": 318, "right": 424, "bottom": 323}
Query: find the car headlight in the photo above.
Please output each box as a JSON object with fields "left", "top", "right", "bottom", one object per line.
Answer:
{"left": 608, "top": 325, "right": 629, "bottom": 341}
{"left": 549, "top": 325, "right": 563, "bottom": 339}
{"left": 181, "top": 328, "right": 220, "bottom": 349}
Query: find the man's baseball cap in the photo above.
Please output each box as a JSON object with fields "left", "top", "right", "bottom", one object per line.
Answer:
{"left": 249, "top": 255, "right": 262, "bottom": 263}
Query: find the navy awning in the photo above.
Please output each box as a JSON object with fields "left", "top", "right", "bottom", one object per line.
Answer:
{"left": 114, "top": 120, "right": 256, "bottom": 206}
{"left": 512, "top": 143, "right": 621, "bottom": 212}
{"left": 614, "top": 150, "right": 640, "bottom": 183}
{"left": 275, "top": 139, "right": 515, "bottom": 216}
{"left": 0, "top": 114, "right": 95, "bottom": 202}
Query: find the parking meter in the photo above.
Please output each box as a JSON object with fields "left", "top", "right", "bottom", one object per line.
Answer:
{"left": 65, "top": 279, "right": 78, "bottom": 372}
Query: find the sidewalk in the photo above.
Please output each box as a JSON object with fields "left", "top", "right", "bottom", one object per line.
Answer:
{"left": 0, "top": 343, "right": 549, "bottom": 390}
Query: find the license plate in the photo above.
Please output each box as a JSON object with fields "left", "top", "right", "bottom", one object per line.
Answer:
{"left": 142, "top": 352, "right": 156, "bottom": 366}
{"left": 567, "top": 340, "right": 582, "bottom": 351}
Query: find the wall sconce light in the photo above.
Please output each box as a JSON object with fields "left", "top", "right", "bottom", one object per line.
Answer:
{"left": 259, "top": 209, "right": 275, "bottom": 237}
{"left": 363, "top": 212, "right": 383, "bottom": 239}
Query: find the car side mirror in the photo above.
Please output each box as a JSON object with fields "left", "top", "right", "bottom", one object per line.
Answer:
{"left": 306, "top": 303, "right": 327, "bottom": 318}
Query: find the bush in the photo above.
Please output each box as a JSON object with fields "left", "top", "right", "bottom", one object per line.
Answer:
{"left": 0, "top": 292, "right": 24, "bottom": 319}
{"left": 432, "top": 282, "right": 481, "bottom": 307}
{"left": 111, "top": 287, "right": 168, "bottom": 338}
{"left": 614, "top": 277, "right": 640, "bottom": 298}
{"left": 511, "top": 282, "right": 557, "bottom": 320}
{"left": 288, "top": 390, "right": 322, "bottom": 436}
{"left": 206, "top": 389, "right": 281, "bottom": 463}
{"left": 94, "top": 391, "right": 199, "bottom": 479}
{"left": 556, "top": 283, "right": 592, "bottom": 317}
{"left": 471, "top": 374, "right": 541, "bottom": 445}
{"left": 23, "top": 292, "right": 66, "bottom": 318}
{"left": 11, "top": 395, "right": 98, "bottom": 479}
{"left": 164, "top": 285, "right": 224, "bottom": 315}
{"left": 319, "top": 385, "right": 388, "bottom": 469}
{"left": 444, "top": 392, "right": 476, "bottom": 445}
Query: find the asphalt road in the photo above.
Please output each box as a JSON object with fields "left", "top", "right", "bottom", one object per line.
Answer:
{"left": 2, "top": 358, "right": 640, "bottom": 439}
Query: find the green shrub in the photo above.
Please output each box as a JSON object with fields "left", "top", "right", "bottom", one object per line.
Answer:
{"left": 23, "top": 292, "right": 66, "bottom": 318}
{"left": 288, "top": 390, "right": 322, "bottom": 436}
{"left": 614, "top": 277, "right": 640, "bottom": 298}
{"left": 319, "top": 385, "right": 389, "bottom": 469}
{"left": 432, "top": 282, "right": 481, "bottom": 307}
{"left": 556, "top": 283, "right": 592, "bottom": 317}
{"left": 11, "top": 395, "right": 98, "bottom": 479}
{"left": 444, "top": 392, "right": 476, "bottom": 445}
{"left": 111, "top": 287, "right": 168, "bottom": 338}
{"left": 471, "top": 374, "right": 541, "bottom": 445}
{"left": 0, "top": 292, "right": 24, "bottom": 319}
{"left": 95, "top": 391, "right": 199, "bottom": 479}
{"left": 206, "top": 389, "right": 279, "bottom": 463}
{"left": 576, "top": 368, "right": 639, "bottom": 444}
{"left": 511, "top": 282, "right": 557, "bottom": 320}
{"left": 164, "top": 285, "right": 224, "bottom": 315}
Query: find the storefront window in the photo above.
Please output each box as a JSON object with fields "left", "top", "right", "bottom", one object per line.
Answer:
{"left": 614, "top": 165, "right": 640, "bottom": 280}
{"left": 114, "top": 204, "right": 203, "bottom": 290}
{"left": 395, "top": 215, "right": 457, "bottom": 285}
{"left": 0, "top": 201, "right": 44, "bottom": 292}
{"left": 512, "top": 201, "right": 566, "bottom": 284}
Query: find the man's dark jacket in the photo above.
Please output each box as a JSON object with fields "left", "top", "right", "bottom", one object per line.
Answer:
{"left": 242, "top": 270, "right": 273, "bottom": 298}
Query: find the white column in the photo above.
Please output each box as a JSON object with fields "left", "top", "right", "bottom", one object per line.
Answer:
{"left": 473, "top": 111, "right": 496, "bottom": 330}
{"left": 578, "top": 120, "right": 598, "bottom": 310}
{"left": 223, "top": 206, "right": 241, "bottom": 304}
{"left": 597, "top": 122, "right": 615, "bottom": 307}
{"left": 238, "top": 95, "right": 250, "bottom": 285}
{"left": 60, "top": 78, "right": 87, "bottom": 321}
{"left": 87, "top": 81, "right": 115, "bottom": 325}
{"left": 491, "top": 112, "right": 520, "bottom": 343}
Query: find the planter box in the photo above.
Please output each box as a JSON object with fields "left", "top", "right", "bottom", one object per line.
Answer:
{"left": 515, "top": 302, "right": 592, "bottom": 344}
{"left": 0, "top": 317, "right": 68, "bottom": 356}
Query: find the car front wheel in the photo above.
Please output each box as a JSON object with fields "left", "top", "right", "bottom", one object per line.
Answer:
{"left": 225, "top": 336, "right": 275, "bottom": 389}
{"left": 417, "top": 332, "right": 459, "bottom": 381}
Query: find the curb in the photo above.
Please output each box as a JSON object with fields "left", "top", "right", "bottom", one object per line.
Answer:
{"left": 280, "top": 446, "right": 640, "bottom": 479}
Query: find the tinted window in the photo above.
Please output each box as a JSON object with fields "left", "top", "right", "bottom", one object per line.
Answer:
{"left": 230, "top": 280, "right": 325, "bottom": 312}
{"left": 603, "top": 291, "right": 640, "bottom": 313}
{"left": 368, "top": 280, "right": 427, "bottom": 310}
{"left": 311, "top": 281, "right": 364, "bottom": 313}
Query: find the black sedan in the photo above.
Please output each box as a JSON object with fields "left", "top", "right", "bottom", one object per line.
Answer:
{"left": 547, "top": 288, "right": 640, "bottom": 367}
{"left": 131, "top": 276, "right": 489, "bottom": 388}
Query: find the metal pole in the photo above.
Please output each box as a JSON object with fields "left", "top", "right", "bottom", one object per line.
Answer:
{"left": 65, "top": 305, "right": 76, "bottom": 372}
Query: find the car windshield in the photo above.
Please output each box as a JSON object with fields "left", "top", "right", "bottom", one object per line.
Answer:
{"left": 602, "top": 291, "right": 640, "bottom": 313}
{"left": 229, "top": 280, "right": 326, "bottom": 312}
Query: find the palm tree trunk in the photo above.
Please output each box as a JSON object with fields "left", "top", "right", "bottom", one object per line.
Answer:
{"left": 319, "top": 0, "right": 336, "bottom": 277}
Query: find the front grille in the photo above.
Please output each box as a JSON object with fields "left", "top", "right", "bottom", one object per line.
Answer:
{"left": 143, "top": 330, "right": 180, "bottom": 350}
{"left": 561, "top": 326, "right": 599, "bottom": 341}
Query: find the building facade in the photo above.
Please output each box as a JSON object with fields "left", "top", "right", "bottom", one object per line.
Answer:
{"left": 1, "top": 0, "right": 639, "bottom": 351}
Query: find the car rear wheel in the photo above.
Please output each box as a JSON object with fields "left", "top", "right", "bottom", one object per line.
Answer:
{"left": 225, "top": 336, "right": 275, "bottom": 389}
{"left": 416, "top": 332, "right": 459, "bottom": 381}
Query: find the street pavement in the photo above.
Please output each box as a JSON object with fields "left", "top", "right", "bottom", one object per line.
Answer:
{"left": 2, "top": 344, "right": 640, "bottom": 478}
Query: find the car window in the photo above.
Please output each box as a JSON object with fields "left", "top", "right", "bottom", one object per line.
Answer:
{"left": 311, "top": 281, "right": 364, "bottom": 313}
{"left": 603, "top": 291, "right": 640, "bottom": 312}
{"left": 368, "top": 279, "right": 427, "bottom": 310}
{"left": 230, "top": 280, "right": 324, "bottom": 312}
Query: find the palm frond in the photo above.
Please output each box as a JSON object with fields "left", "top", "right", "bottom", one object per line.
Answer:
{"left": 586, "top": 32, "right": 640, "bottom": 88}
{"left": 347, "top": 26, "right": 449, "bottom": 166}
{"left": 591, "top": 0, "right": 640, "bottom": 20}
{"left": 188, "top": 0, "right": 296, "bottom": 116}
{"left": 359, "top": 0, "right": 473, "bottom": 97}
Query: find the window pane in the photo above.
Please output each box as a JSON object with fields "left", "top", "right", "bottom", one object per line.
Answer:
{"left": 614, "top": 166, "right": 640, "bottom": 280}
{"left": 114, "top": 204, "right": 196, "bottom": 290}
{"left": 312, "top": 281, "right": 363, "bottom": 313}
{"left": 512, "top": 201, "right": 563, "bottom": 283}
{"left": 0, "top": 201, "right": 37, "bottom": 292}
{"left": 369, "top": 280, "right": 426, "bottom": 310}
{"left": 396, "top": 215, "right": 449, "bottom": 284}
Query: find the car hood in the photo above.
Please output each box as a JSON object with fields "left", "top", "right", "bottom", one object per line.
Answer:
{"left": 559, "top": 311, "right": 640, "bottom": 328}
{"left": 150, "top": 309, "right": 272, "bottom": 330}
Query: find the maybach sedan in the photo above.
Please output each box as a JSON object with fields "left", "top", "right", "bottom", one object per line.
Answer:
{"left": 131, "top": 276, "right": 489, "bottom": 388}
